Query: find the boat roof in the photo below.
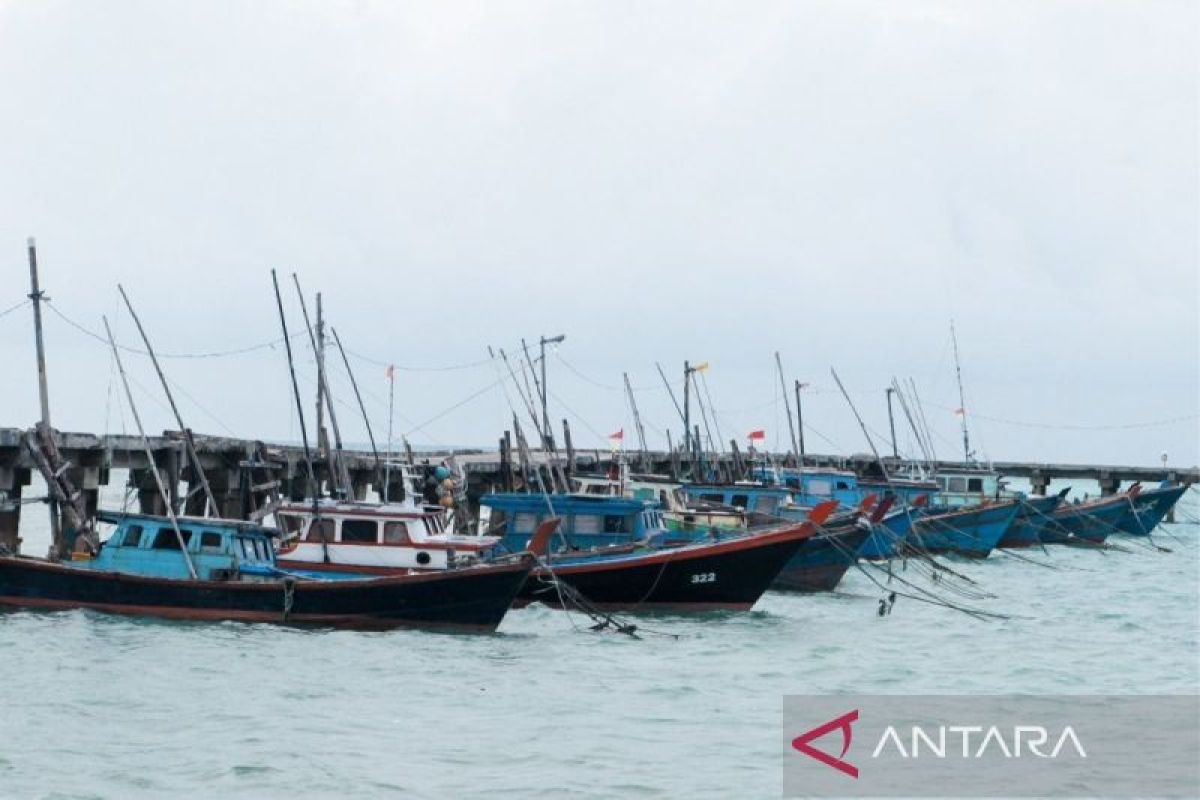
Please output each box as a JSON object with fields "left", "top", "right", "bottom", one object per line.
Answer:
{"left": 95, "top": 510, "right": 277, "bottom": 536}
{"left": 481, "top": 493, "right": 650, "bottom": 514}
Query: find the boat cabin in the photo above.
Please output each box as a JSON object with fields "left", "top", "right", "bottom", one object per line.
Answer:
{"left": 753, "top": 466, "right": 861, "bottom": 508}
{"left": 681, "top": 483, "right": 795, "bottom": 517}
{"left": 928, "top": 467, "right": 1005, "bottom": 508}
{"left": 480, "top": 493, "right": 667, "bottom": 554}
{"left": 274, "top": 499, "right": 500, "bottom": 572}
{"left": 85, "top": 511, "right": 278, "bottom": 581}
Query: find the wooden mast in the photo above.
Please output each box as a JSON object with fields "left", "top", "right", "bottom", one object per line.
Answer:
{"left": 117, "top": 285, "right": 218, "bottom": 516}
{"left": 25, "top": 238, "right": 64, "bottom": 558}
{"left": 623, "top": 372, "right": 649, "bottom": 472}
{"left": 775, "top": 351, "right": 800, "bottom": 465}
{"left": 103, "top": 316, "right": 198, "bottom": 579}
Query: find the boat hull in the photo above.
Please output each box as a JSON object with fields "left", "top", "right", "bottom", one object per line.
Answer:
{"left": 910, "top": 501, "right": 1019, "bottom": 558}
{"left": 1042, "top": 496, "right": 1128, "bottom": 544}
{"left": 0, "top": 557, "right": 531, "bottom": 632}
{"left": 858, "top": 509, "right": 917, "bottom": 560}
{"left": 1113, "top": 485, "right": 1188, "bottom": 535}
{"left": 771, "top": 524, "right": 871, "bottom": 593}
{"left": 521, "top": 525, "right": 812, "bottom": 612}
{"left": 997, "top": 494, "right": 1064, "bottom": 548}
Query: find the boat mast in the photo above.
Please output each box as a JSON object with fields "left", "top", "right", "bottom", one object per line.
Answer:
{"left": 117, "top": 285, "right": 218, "bottom": 517}
{"left": 950, "top": 320, "right": 971, "bottom": 463}
{"left": 103, "top": 316, "right": 198, "bottom": 579}
{"left": 271, "top": 270, "right": 327, "bottom": 562}
{"left": 775, "top": 352, "right": 800, "bottom": 464}
{"left": 623, "top": 372, "right": 649, "bottom": 472}
{"left": 885, "top": 387, "right": 898, "bottom": 460}
{"left": 25, "top": 238, "right": 63, "bottom": 558}
{"left": 384, "top": 365, "right": 395, "bottom": 502}
{"left": 292, "top": 279, "right": 351, "bottom": 497}
{"left": 330, "top": 327, "right": 381, "bottom": 481}
{"left": 794, "top": 380, "right": 807, "bottom": 463}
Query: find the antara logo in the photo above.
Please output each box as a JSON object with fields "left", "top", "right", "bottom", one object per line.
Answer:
{"left": 792, "top": 711, "right": 1088, "bottom": 779}
{"left": 791, "top": 710, "right": 860, "bottom": 778}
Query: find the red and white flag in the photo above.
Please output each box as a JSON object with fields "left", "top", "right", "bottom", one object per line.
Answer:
{"left": 386, "top": 365, "right": 395, "bottom": 380}
{"left": 608, "top": 429, "right": 624, "bottom": 441}
{"left": 953, "top": 407, "right": 965, "bottom": 416}
{"left": 747, "top": 429, "right": 766, "bottom": 441}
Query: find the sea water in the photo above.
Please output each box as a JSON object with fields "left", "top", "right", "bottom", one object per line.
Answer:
{"left": 0, "top": 477, "right": 1196, "bottom": 798}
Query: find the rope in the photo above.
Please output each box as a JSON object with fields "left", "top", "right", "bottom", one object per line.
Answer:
{"left": 0, "top": 298, "right": 29, "bottom": 319}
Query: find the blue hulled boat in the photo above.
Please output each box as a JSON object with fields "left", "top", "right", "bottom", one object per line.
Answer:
{"left": 1112, "top": 483, "right": 1189, "bottom": 536}
{"left": 909, "top": 500, "right": 1021, "bottom": 559}
{"left": 0, "top": 511, "right": 533, "bottom": 631}
{"left": 997, "top": 492, "right": 1067, "bottom": 548}
{"left": 1041, "top": 494, "right": 1130, "bottom": 544}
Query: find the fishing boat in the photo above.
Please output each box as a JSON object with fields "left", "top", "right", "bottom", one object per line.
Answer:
{"left": 483, "top": 492, "right": 838, "bottom": 611}
{"left": 0, "top": 511, "right": 533, "bottom": 632}
{"left": 1112, "top": 483, "right": 1189, "bottom": 536}
{"left": 1040, "top": 491, "right": 1135, "bottom": 544}
{"left": 908, "top": 499, "right": 1021, "bottom": 559}
{"left": 996, "top": 492, "right": 1067, "bottom": 548}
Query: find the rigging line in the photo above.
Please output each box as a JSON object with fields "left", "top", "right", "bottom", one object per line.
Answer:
{"left": 554, "top": 353, "right": 662, "bottom": 393}
{"left": 0, "top": 298, "right": 30, "bottom": 319}
{"left": 343, "top": 345, "right": 494, "bottom": 373}
{"left": 43, "top": 299, "right": 297, "bottom": 358}
{"left": 547, "top": 388, "right": 610, "bottom": 442}
{"left": 402, "top": 375, "right": 508, "bottom": 440}
{"left": 921, "top": 402, "right": 1200, "bottom": 432}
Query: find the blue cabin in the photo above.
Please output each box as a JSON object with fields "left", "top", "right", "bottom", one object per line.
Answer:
{"left": 84, "top": 511, "right": 279, "bottom": 580}
{"left": 681, "top": 483, "right": 795, "bottom": 517}
{"left": 752, "top": 466, "right": 861, "bottom": 509}
{"left": 480, "top": 494, "right": 667, "bottom": 554}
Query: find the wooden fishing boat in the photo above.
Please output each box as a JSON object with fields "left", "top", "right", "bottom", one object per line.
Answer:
{"left": 0, "top": 511, "right": 532, "bottom": 632}
{"left": 908, "top": 499, "right": 1020, "bottom": 558}
{"left": 1112, "top": 483, "right": 1189, "bottom": 536}
{"left": 1040, "top": 492, "right": 1133, "bottom": 544}
{"left": 518, "top": 512, "right": 833, "bottom": 612}
{"left": 996, "top": 492, "right": 1066, "bottom": 548}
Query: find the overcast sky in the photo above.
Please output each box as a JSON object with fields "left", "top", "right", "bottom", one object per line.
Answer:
{"left": 1, "top": 1, "right": 1196, "bottom": 468}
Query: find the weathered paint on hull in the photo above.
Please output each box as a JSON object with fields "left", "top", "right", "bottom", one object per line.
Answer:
{"left": 771, "top": 525, "right": 871, "bottom": 593}
{"left": 911, "top": 501, "right": 1019, "bottom": 558}
{"left": 0, "top": 557, "right": 531, "bottom": 632}
{"left": 858, "top": 510, "right": 917, "bottom": 560}
{"left": 1113, "top": 485, "right": 1188, "bottom": 535}
{"left": 997, "top": 495, "right": 1064, "bottom": 548}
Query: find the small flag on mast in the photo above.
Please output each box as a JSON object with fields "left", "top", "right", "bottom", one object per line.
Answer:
{"left": 953, "top": 407, "right": 965, "bottom": 416}
{"left": 608, "top": 429, "right": 624, "bottom": 441}
{"left": 747, "top": 429, "right": 766, "bottom": 441}
{"left": 386, "top": 365, "right": 395, "bottom": 380}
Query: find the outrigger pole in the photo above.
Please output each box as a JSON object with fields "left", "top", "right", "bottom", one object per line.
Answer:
{"left": 271, "top": 270, "right": 328, "bottom": 563}
{"left": 117, "top": 285, "right": 218, "bottom": 517}
{"left": 103, "top": 316, "right": 198, "bottom": 579}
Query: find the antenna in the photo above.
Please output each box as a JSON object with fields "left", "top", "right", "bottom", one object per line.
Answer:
{"left": 950, "top": 320, "right": 971, "bottom": 463}
{"left": 103, "top": 316, "right": 198, "bottom": 579}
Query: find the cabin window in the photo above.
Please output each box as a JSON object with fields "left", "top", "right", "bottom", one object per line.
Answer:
{"left": 122, "top": 525, "right": 144, "bottom": 548}
{"left": 603, "top": 515, "right": 628, "bottom": 534}
{"left": 277, "top": 514, "right": 304, "bottom": 535}
{"left": 486, "top": 509, "right": 507, "bottom": 534}
{"left": 200, "top": 531, "right": 223, "bottom": 551}
{"left": 835, "top": 481, "right": 850, "bottom": 490}
{"left": 253, "top": 539, "right": 268, "bottom": 560}
{"left": 731, "top": 494, "right": 749, "bottom": 509}
{"left": 341, "top": 519, "right": 379, "bottom": 544}
{"left": 152, "top": 528, "right": 192, "bottom": 550}
{"left": 785, "top": 478, "right": 800, "bottom": 489}
{"left": 967, "top": 478, "right": 983, "bottom": 493}
{"left": 237, "top": 537, "right": 254, "bottom": 560}
{"left": 753, "top": 496, "right": 779, "bottom": 515}
{"left": 514, "top": 512, "right": 538, "bottom": 532}
{"left": 700, "top": 493, "right": 724, "bottom": 504}
{"left": 383, "top": 522, "right": 413, "bottom": 544}
{"left": 306, "top": 519, "right": 334, "bottom": 543}
{"left": 574, "top": 515, "right": 601, "bottom": 535}
{"left": 938, "top": 477, "right": 949, "bottom": 490}
{"left": 807, "top": 479, "right": 832, "bottom": 496}
{"left": 947, "top": 477, "right": 967, "bottom": 493}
